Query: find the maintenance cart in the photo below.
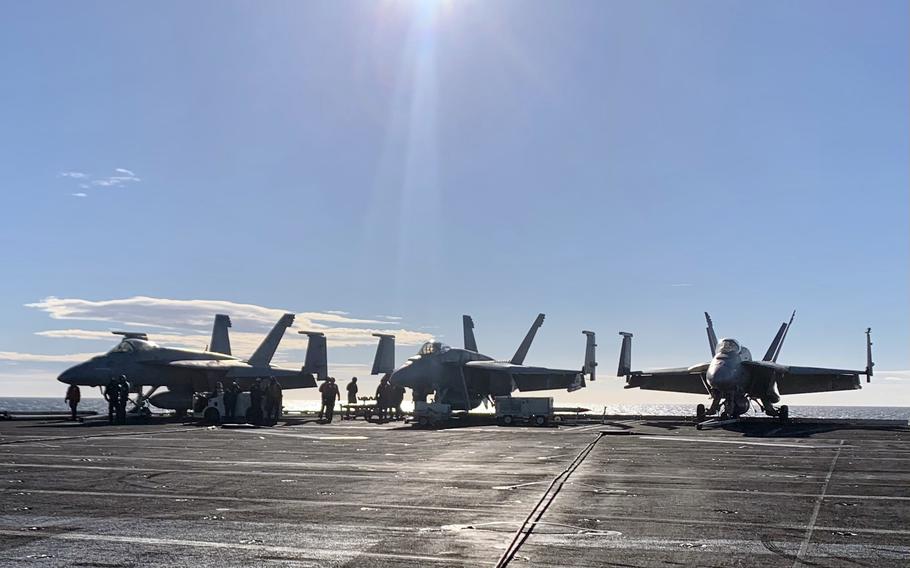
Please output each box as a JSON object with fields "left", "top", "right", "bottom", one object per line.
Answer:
{"left": 494, "top": 396, "right": 554, "bottom": 427}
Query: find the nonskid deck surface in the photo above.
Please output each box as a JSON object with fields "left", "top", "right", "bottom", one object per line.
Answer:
{"left": 0, "top": 416, "right": 907, "bottom": 567}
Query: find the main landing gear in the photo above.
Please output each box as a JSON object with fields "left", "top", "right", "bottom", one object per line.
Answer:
{"left": 694, "top": 395, "right": 746, "bottom": 430}
{"left": 758, "top": 399, "right": 789, "bottom": 423}
{"left": 696, "top": 397, "right": 790, "bottom": 429}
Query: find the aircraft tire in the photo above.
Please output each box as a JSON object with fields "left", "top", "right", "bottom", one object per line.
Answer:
{"left": 696, "top": 404, "right": 706, "bottom": 421}
{"left": 203, "top": 407, "right": 220, "bottom": 425}
{"left": 779, "top": 405, "right": 789, "bottom": 422}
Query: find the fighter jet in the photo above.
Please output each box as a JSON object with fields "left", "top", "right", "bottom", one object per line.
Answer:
{"left": 617, "top": 312, "right": 874, "bottom": 424}
{"left": 57, "top": 313, "right": 326, "bottom": 414}
{"left": 371, "top": 314, "right": 597, "bottom": 411}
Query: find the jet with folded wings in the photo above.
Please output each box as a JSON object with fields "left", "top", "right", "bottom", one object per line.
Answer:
{"left": 57, "top": 313, "right": 327, "bottom": 413}
{"left": 617, "top": 312, "right": 874, "bottom": 422}
{"left": 371, "top": 314, "right": 597, "bottom": 411}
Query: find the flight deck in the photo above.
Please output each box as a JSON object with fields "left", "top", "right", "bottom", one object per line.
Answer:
{"left": 0, "top": 416, "right": 907, "bottom": 567}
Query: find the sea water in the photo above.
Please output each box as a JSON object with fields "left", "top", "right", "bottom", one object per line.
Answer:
{"left": 2, "top": 397, "right": 909, "bottom": 420}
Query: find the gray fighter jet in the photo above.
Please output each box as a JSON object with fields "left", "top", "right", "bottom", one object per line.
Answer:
{"left": 617, "top": 312, "right": 874, "bottom": 423}
{"left": 371, "top": 314, "right": 597, "bottom": 411}
{"left": 57, "top": 313, "right": 325, "bottom": 413}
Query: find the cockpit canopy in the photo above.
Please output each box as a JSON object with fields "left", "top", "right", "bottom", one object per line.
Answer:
{"left": 715, "top": 338, "right": 741, "bottom": 356}
{"left": 417, "top": 341, "right": 450, "bottom": 356}
{"left": 107, "top": 338, "right": 157, "bottom": 354}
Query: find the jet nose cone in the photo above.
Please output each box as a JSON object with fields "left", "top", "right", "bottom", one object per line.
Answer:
{"left": 708, "top": 360, "right": 738, "bottom": 390}
{"left": 57, "top": 366, "right": 78, "bottom": 385}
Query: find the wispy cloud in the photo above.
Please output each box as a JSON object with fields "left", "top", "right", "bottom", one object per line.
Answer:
{"left": 0, "top": 351, "right": 100, "bottom": 363}
{"left": 670, "top": 283, "right": 694, "bottom": 287}
{"left": 58, "top": 168, "right": 141, "bottom": 196}
{"left": 22, "top": 296, "right": 434, "bottom": 360}
{"left": 71, "top": 192, "right": 87, "bottom": 198}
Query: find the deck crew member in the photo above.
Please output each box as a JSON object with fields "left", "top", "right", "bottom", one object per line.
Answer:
{"left": 65, "top": 384, "right": 81, "bottom": 421}
{"left": 116, "top": 375, "right": 131, "bottom": 425}
{"left": 267, "top": 377, "right": 282, "bottom": 424}
{"left": 249, "top": 379, "right": 264, "bottom": 426}
{"left": 224, "top": 380, "right": 240, "bottom": 420}
{"left": 319, "top": 377, "right": 340, "bottom": 423}
{"left": 392, "top": 383, "right": 406, "bottom": 420}
{"left": 375, "top": 374, "right": 392, "bottom": 423}
{"left": 346, "top": 377, "right": 358, "bottom": 405}
{"left": 103, "top": 376, "right": 119, "bottom": 425}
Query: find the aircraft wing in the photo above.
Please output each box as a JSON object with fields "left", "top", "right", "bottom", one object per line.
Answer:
{"left": 743, "top": 360, "right": 863, "bottom": 395}
{"left": 625, "top": 367, "right": 710, "bottom": 395}
{"left": 463, "top": 361, "right": 585, "bottom": 392}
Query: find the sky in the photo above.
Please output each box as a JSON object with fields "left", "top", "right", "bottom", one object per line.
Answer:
{"left": 0, "top": 0, "right": 907, "bottom": 407}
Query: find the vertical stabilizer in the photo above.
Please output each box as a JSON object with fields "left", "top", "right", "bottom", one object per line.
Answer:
{"left": 582, "top": 330, "right": 597, "bottom": 381}
{"left": 247, "top": 313, "right": 295, "bottom": 367}
{"left": 510, "top": 313, "right": 545, "bottom": 365}
{"left": 371, "top": 333, "right": 396, "bottom": 375}
{"left": 763, "top": 311, "right": 795, "bottom": 362}
{"left": 209, "top": 314, "right": 232, "bottom": 355}
{"left": 705, "top": 312, "right": 718, "bottom": 356}
{"left": 617, "top": 332, "right": 633, "bottom": 376}
{"left": 300, "top": 331, "right": 328, "bottom": 380}
{"left": 463, "top": 315, "right": 477, "bottom": 352}
{"left": 865, "top": 328, "right": 874, "bottom": 381}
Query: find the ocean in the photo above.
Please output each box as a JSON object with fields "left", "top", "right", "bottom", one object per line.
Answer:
{"left": 2, "top": 397, "right": 908, "bottom": 420}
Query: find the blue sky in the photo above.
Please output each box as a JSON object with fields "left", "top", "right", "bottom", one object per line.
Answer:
{"left": 1, "top": 1, "right": 907, "bottom": 405}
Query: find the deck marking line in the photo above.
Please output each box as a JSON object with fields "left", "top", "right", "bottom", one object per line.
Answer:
{"left": 793, "top": 438, "right": 843, "bottom": 568}
{"left": 0, "top": 529, "right": 480, "bottom": 565}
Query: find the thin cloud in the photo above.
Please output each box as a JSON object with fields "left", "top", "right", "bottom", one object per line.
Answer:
{"left": 24, "top": 296, "right": 434, "bottom": 361}
{"left": 0, "top": 351, "right": 101, "bottom": 363}
{"left": 71, "top": 192, "right": 87, "bottom": 198}
{"left": 670, "top": 283, "right": 694, "bottom": 288}
{"left": 58, "top": 168, "right": 141, "bottom": 196}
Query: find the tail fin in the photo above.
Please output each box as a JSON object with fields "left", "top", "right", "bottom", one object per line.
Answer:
{"left": 463, "top": 315, "right": 477, "bottom": 352}
{"left": 209, "top": 314, "right": 232, "bottom": 355}
{"left": 247, "top": 313, "right": 295, "bottom": 367}
{"left": 371, "top": 333, "right": 396, "bottom": 375}
{"left": 617, "top": 332, "right": 633, "bottom": 376}
{"left": 582, "top": 331, "right": 597, "bottom": 381}
{"left": 300, "top": 331, "right": 328, "bottom": 380}
{"left": 763, "top": 310, "right": 795, "bottom": 362}
{"left": 865, "top": 327, "right": 874, "bottom": 381}
{"left": 705, "top": 312, "right": 718, "bottom": 356}
{"left": 510, "top": 313, "right": 545, "bottom": 365}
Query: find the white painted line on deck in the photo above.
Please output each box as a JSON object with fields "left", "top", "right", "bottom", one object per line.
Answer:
{"left": 793, "top": 439, "right": 844, "bottom": 567}
{"left": 0, "top": 488, "right": 508, "bottom": 514}
{"left": 233, "top": 429, "right": 368, "bottom": 441}
{"left": 0, "top": 529, "right": 484, "bottom": 565}
{"left": 640, "top": 436, "right": 846, "bottom": 449}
